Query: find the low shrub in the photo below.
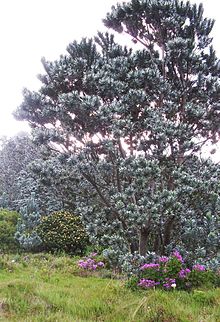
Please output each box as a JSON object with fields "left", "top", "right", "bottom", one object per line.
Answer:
{"left": 78, "top": 252, "right": 105, "bottom": 271}
{"left": 127, "top": 250, "right": 220, "bottom": 291}
{"left": 37, "top": 211, "right": 89, "bottom": 255}
{"left": 0, "top": 209, "right": 20, "bottom": 253}
{"left": 77, "top": 252, "right": 108, "bottom": 278}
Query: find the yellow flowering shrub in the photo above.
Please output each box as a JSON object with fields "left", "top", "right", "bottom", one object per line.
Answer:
{"left": 37, "top": 211, "right": 89, "bottom": 255}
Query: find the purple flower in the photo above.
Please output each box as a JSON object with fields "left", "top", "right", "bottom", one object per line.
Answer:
{"left": 78, "top": 261, "right": 88, "bottom": 269}
{"left": 138, "top": 279, "right": 160, "bottom": 288}
{"left": 163, "top": 278, "right": 176, "bottom": 289}
{"left": 179, "top": 268, "right": 191, "bottom": 279}
{"left": 78, "top": 257, "right": 105, "bottom": 271}
{"left": 192, "top": 264, "right": 206, "bottom": 272}
{"left": 78, "top": 263, "right": 84, "bottom": 268}
{"left": 140, "top": 263, "right": 160, "bottom": 270}
{"left": 97, "top": 261, "right": 105, "bottom": 268}
{"left": 159, "top": 256, "right": 169, "bottom": 263}
{"left": 78, "top": 258, "right": 93, "bottom": 270}
{"left": 172, "top": 250, "right": 184, "bottom": 263}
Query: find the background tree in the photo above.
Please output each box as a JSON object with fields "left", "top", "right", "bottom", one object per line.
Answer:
{"left": 15, "top": 0, "right": 220, "bottom": 262}
{"left": 15, "top": 192, "right": 42, "bottom": 250}
{"left": 17, "top": 150, "right": 77, "bottom": 213}
{"left": 0, "top": 132, "right": 40, "bottom": 209}
{"left": 0, "top": 131, "right": 76, "bottom": 214}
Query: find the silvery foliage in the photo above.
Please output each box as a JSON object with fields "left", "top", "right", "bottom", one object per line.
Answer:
{"left": 15, "top": 152, "right": 78, "bottom": 250}
{"left": 15, "top": 0, "right": 220, "bottom": 263}
{"left": 0, "top": 133, "right": 40, "bottom": 210}
{"left": 0, "top": 132, "right": 66, "bottom": 214}
{"left": 16, "top": 150, "right": 76, "bottom": 214}
{"left": 118, "top": 251, "right": 157, "bottom": 275}
{"left": 0, "top": 192, "right": 8, "bottom": 209}
{"left": 15, "top": 192, "right": 42, "bottom": 250}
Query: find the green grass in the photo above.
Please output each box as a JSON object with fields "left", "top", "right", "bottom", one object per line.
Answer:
{"left": 0, "top": 254, "right": 219, "bottom": 321}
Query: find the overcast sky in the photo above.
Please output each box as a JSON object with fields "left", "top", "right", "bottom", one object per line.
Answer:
{"left": 0, "top": 0, "right": 219, "bottom": 159}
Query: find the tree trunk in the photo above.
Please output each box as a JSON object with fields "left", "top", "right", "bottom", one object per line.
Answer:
{"left": 163, "top": 216, "right": 175, "bottom": 250}
{"left": 130, "top": 241, "right": 139, "bottom": 254}
{"left": 139, "top": 228, "right": 149, "bottom": 256}
{"left": 154, "top": 228, "right": 163, "bottom": 254}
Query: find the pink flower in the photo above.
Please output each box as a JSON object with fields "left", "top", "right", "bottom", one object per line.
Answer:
{"left": 97, "top": 261, "right": 105, "bottom": 267}
{"left": 138, "top": 279, "right": 160, "bottom": 288}
{"left": 192, "top": 264, "right": 206, "bottom": 272}
{"left": 78, "top": 257, "right": 105, "bottom": 271}
{"left": 163, "top": 278, "right": 176, "bottom": 289}
{"left": 172, "top": 250, "right": 184, "bottom": 263}
{"left": 179, "top": 268, "right": 191, "bottom": 279}
{"left": 140, "top": 263, "right": 160, "bottom": 270}
{"left": 159, "top": 256, "right": 169, "bottom": 263}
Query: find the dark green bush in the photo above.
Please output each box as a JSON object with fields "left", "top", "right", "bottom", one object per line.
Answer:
{"left": 37, "top": 211, "right": 89, "bottom": 255}
{"left": 0, "top": 209, "right": 20, "bottom": 253}
{"left": 188, "top": 269, "right": 220, "bottom": 289}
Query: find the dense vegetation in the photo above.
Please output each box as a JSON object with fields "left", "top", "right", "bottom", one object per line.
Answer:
{"left": 0, "top": 209, "right": 19, "bottom": 253}
{"left": 0, "top": 253, "right": 219, "bottom": 322}
{"left": 0, "top": 3, "right": 219, "bottom": 320}
{"left": 11, "top": 0, "right": 219, "bottom": 266}
{"left": 0, "top": 1, "right": 219, "bottom": 320}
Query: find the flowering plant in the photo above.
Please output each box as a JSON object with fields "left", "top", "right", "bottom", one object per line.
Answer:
{"left": 138, "top": 279, "right": 160, "bottom": 288}
{"left": 192, "top": 264, "right": 206, "bottom": 271}
{"left": 128, "top": 250, "right": 218, "bottom": 291}
{"left": 78, "top": 252, "right": 105, "bottom": 271}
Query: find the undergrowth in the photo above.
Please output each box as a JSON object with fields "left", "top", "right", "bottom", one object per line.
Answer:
{"left": 0, "top": 253, "right": 219, "bottom": 321}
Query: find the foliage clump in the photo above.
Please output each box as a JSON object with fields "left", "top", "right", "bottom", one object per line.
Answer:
{"left": 14, "top": 0, "right": 220, "bottom": 263}
{"left": 0, "top": 209, "right": 20, "bottom": 252}
{"left": 15, "top": 192, "right": 42, "bottom": 251}
{"left": 37, "top": 211, "right": 89, "bottom": 255}
{"left": 0, "top": 133, "right": 41, "bottom": 210}
{"left": 127, "top": 250, "right": 220, "bottom": 291}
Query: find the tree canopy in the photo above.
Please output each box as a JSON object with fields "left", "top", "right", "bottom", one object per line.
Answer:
{"left": 15, "top": 0, "right": 220, "bottom": 262}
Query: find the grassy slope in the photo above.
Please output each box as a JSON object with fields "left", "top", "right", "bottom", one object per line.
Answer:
{"left": 0, "top": 254, "right": 219, "bottom": 322}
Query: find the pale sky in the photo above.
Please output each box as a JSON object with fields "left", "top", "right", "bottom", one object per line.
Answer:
{"left": 0, "top": 0, "right": 219, "bottom": 159}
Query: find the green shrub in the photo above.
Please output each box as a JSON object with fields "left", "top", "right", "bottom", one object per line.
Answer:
{"left": 0, "top": 209, "right": 20, "bottom": 253}
{"left": 188, "top": 268, "right": 220, "bottom": 289}
{"left": 37, "top": 211, "right": 89, "bottom": 255}
{"left": 126, "top": 251, "right": 220, "bottom": 292}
